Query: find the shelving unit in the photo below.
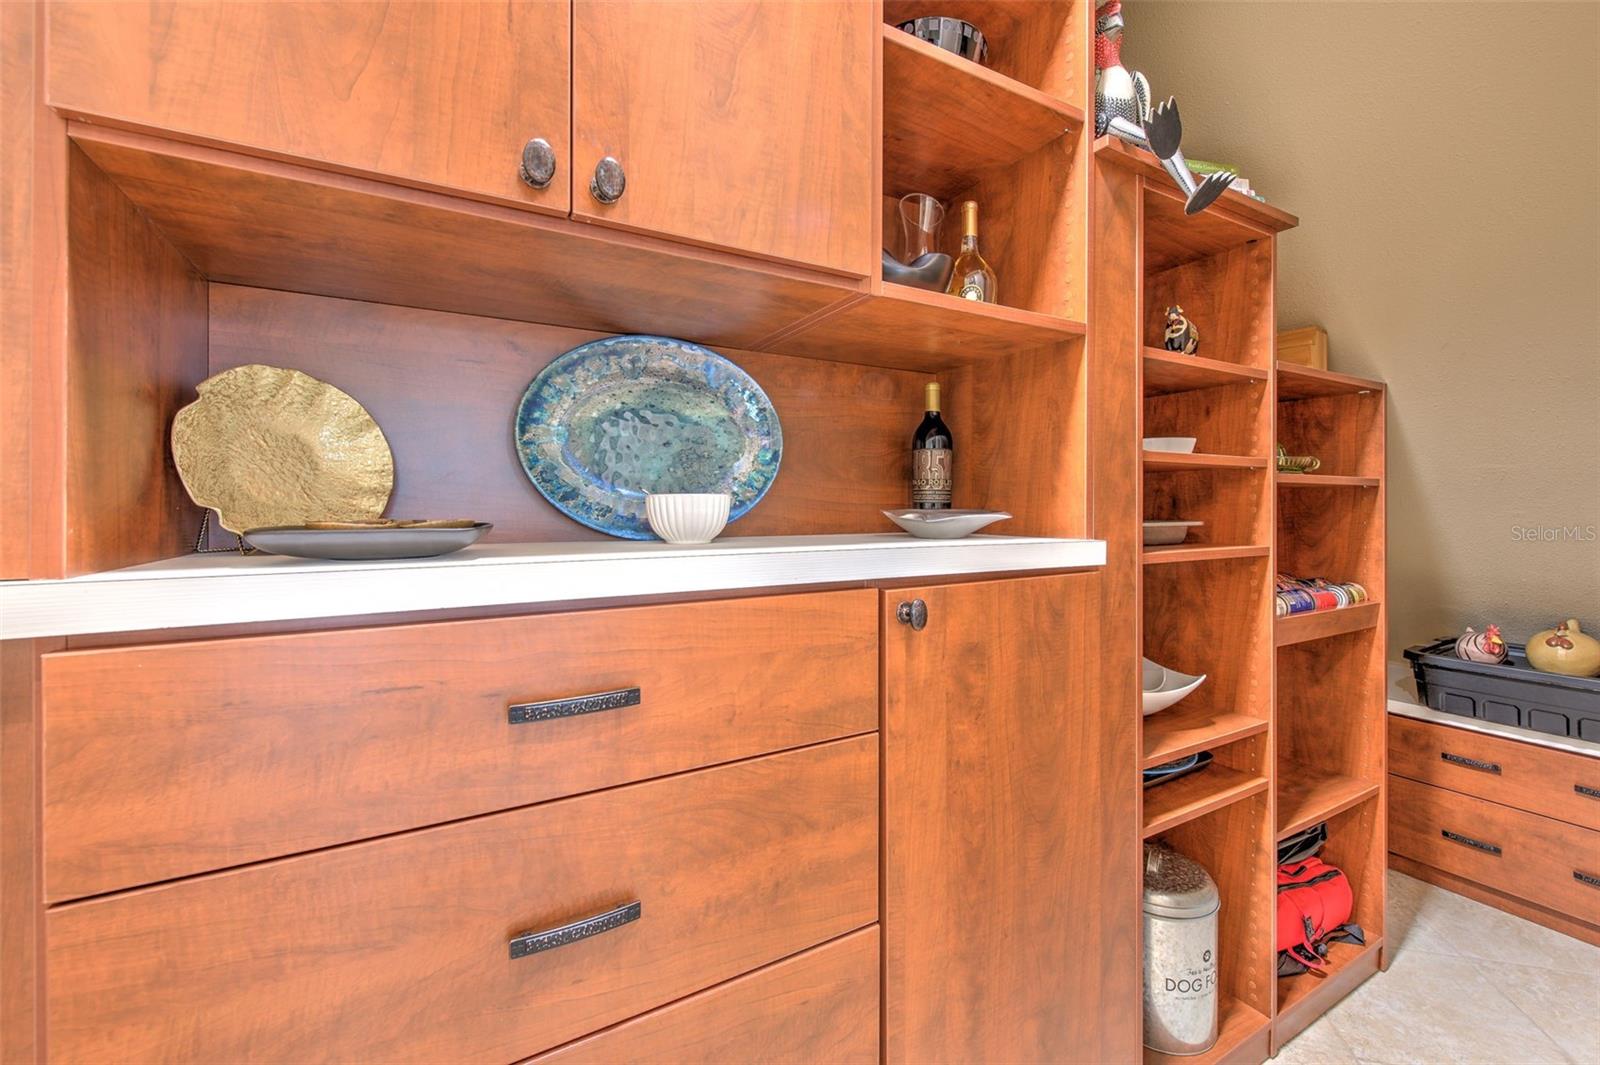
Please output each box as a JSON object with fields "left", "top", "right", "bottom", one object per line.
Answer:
{"left": 1094, "top": 132, "right": 1295, "bottom": 1065}
{"left": 1272, "top": 362, "right": 1387, "bottom": 1052}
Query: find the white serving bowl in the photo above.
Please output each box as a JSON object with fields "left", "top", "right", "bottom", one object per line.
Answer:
{"left": 645, "top": 492, "right": 731, "bottom": 544}
{"left": 1141, "top": 657, "right": 1207, "bottom": 716}
{"left": 1143, "top": 437, "right": 1198, "bottom": 453}
{"left": 882, "top": 508, "right": 1012, "bottom": 539}
{"left": 1142, "top": 520, "right": 1204, "bottom": 546}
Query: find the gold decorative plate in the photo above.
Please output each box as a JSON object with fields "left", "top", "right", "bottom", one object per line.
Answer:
{"left": 172, "top": 364, "right": 394, "bottom": 534}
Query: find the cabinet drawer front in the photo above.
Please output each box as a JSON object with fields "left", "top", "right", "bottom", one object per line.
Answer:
{"left": 1389, "top": 715, "right": 1600, "bottom": 831}
{"left": 1388, "top": 775, "right": 1600, "bottom": 925}
{"left": 531, "top": 927, "right": 879, "bottom": 1065}
{"left": 43, "top": 590, "right": 876, "bottom": 901}
{"left": 48, "top": 1, "right": 571, "bottom": 213}
{"left": 46, "top": 737, "right": 878, "bottom": 1064}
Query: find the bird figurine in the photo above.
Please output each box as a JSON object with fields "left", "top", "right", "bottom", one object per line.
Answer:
{"left": 1163, "top": 306, "right": 1199, "bottom": 354}
{"left": 1094, "top": 0, "right": 1234, "bottom": 215}
{"left": 1454, "top": 624, "right": 1508, "bottom": 665}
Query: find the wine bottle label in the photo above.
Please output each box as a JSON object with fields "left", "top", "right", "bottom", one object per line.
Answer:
{"left": 912, "top": 448, "right": 953, "bottom": 506}
{"left": 959, "top": 282, "right": 984, "bottom": 301}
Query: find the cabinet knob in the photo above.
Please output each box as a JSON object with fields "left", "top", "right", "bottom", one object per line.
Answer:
{"left": 518, "top": 137, "right": 557, "bottom": 190}
{"left": 896, "top": 599, "right": 928, "bottom": 631}
{"left": 589, "top": 156, "right": 626, "bottom": 204}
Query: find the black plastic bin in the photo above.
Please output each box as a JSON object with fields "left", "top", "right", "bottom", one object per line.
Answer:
{"left": 1405, "top": 638, "right": 1600, "bottom": 741}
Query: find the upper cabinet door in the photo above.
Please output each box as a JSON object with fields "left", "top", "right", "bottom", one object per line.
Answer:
{"left": 47, "top": 2, "right": 571, "bottom": 214}
{"left": 572, "top": 0, "right": 874, "bottom": 277}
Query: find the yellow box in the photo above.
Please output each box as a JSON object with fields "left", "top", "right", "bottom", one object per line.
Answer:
{"left": 1277, "top": 326, "right": 1328, "bottom": 370}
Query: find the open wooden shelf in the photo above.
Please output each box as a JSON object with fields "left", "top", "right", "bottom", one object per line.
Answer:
{"left": 1144, "top": 994, "right": 1271, "bottom": 1065}
{"left": 767, "top": 283, "right": 1085, "bottom": 370}
{"left": 1275, "top": 768, "right": 1380, "bottom": 840}
{"left": 1276, "top": 473, "right": 1380, "bottom": 489}
{"left": 1274, "top": 938, "right": 1383, "bottom": 1045}
{"left": 1095, "top": 137, "right": 1296, "bottom": 273}
{"left": 1142, "top": 705, "right": 1269, "bottom": 769}
{"left": 1142, "top": 764, "right": 1269, "bottom": 838}
{"left": 882, "top": 26, "right": 1080, "bottom": 202}
{"left": 1275, "top": 602, "right": 1382, "bottom": 647}
{"left": 1145, "top": 452, "right": 1269, "bottom": 472}
{"left": 1144, "top": 348, "right": 1269, "bottom": 395}
{"left": 66, "top": 124, "right": 863, "bottom": 358}
{"left": 1277, "top": 362, "right": 1385, "bottom": 401}
{"left": 1142, "top": 544, "right": 1270, "bottom": 566}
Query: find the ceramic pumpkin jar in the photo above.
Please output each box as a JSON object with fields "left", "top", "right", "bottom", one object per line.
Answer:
{"left": 1525, "top": 618, "right": 1600, "bottom": 677}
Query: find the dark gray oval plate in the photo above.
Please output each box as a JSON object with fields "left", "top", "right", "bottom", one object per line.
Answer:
{"left": 243, "top": 523, "right": 492, "bottom": 561}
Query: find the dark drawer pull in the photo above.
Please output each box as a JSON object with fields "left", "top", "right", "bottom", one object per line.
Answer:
{"left": 1441, "top": 751, "right": 1501, "bottom": 774}
{"left": 1576, "top": 784, "right": 1600, "bottom": 800}
{"left": 509, "top": 900, "right": 641, "bottom": 959}
{"left": 1441, "top": 829, "right": 1502, "bottom": 856}
{"left": 1576, "top": 871, "right": 1600, "bottom": 890}
{"left": 508, "top": 687, "right": 640, "bottom": 724}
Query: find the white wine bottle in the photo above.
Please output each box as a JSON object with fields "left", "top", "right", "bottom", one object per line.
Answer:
{"left": 946, "top": 200, "right": 997, "bottom": 303}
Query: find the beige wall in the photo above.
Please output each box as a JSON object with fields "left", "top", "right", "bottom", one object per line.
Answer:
{"left": 1124, "top": 0, "right": 1600, "bottom": 659}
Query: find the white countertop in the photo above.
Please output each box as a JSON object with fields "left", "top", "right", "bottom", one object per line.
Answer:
{"left": 1386, "top": 662, "right": 1600, "bottom": 759}
{"left": 0, "top": 533, "right": 1107, "bottom": 639}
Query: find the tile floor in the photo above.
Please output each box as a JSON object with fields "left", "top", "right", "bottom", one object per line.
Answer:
{"left": 1274, "top": 870, "right": 1599, "bottom": 1064}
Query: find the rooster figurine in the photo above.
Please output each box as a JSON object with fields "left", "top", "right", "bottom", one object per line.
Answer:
{"left": 1163, "top": 306, "right": 1199, "bottom": 354}
{"left": 1095, "top": 0, "right": 1233, "bottom": 215}
{"left": 1455, "top": 625, "right": 1508, "bottom": 665}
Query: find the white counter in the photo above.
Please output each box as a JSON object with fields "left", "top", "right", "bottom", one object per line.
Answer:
{"left": 0, "top": 533, "right": 1107, "bottom": 639}
{"left": 1386, "top": 662, "right": 1600, "bottom": 759}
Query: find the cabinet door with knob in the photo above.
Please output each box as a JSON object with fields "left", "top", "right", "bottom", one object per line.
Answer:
{"left": 46, "top": 1, "right": 571, "bottom": 214}
{"left": 882, "top": 573, "right": 1138, "bottom": 1063}
{"left": 571, "top": 0, "right": 875, "bottom": 276}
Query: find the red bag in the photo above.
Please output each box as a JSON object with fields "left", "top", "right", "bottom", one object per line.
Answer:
{"left": 1276, "top": 857, "right": 1364, "bottom": 976}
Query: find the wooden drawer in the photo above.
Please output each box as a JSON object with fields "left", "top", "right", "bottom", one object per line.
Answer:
{"left": 42, "top": 589, "right": 876, "bottom": 901}
{"left": 45, "top": 737, "right": 877, "bottom": 1063}
{"left": 1388, "top": 774, "right": 1600, "bottom": 925}
{"left": 531, "top": 927, "right": 880, "bottom": 1065}
{"left": 1389, "top": 714, "right": 1600, "bottom": 831}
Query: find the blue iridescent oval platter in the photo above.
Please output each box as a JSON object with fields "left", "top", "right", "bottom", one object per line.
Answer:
{"left": 514, "top": 335, "right": 782, "bottom": 539}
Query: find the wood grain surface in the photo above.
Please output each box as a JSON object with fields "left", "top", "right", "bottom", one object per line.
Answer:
{"left": 207, "top": 285, "right": 928, "bottom": 544}
{"left": 48, "top": 1, "right": 572, "bottom": 214}
{"left": 43, "top": 589, "right": 878, "bottom": 901}
{"left": 572, "top": 0, "right": 873, "bottom": 276}
{"left": 46, "top": 737, "right": 879, "bottom": 1063}
{"left": 883, "top": 573, "right": 1129, "bottom": 1063}
{"left": 70, "top": 126, "right": 858, "bottom": 353}
{"left": 531, "top": 928, "right": 880, "bottom": 1065}
{"left": 1388, "top": 774, "right": 1600, "bottom": 925}
{"left": 1390, "top": 714, "right": 1600, "bottom": 832}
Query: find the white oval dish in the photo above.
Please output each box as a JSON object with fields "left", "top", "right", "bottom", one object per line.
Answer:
{"left": 882, "top": 509, "right": 1012, "bottom": 539}
{"left": 1142, "top": 520, "right": 1204, "bottom": 546}
{"left": 1141, "top": 657, "right": 1207, "bottom": 716}
{"left": 1143, "top": 437, "right": 1198, "bottom": 454}
{"left": 645, "top": 492, "right": 731, "bottom": 544}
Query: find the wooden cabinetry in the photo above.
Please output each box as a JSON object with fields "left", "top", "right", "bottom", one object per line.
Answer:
{"left": 47, "top": 1, "right": 571, "bottom": 214}
{"left": 1389, "top": 714, "right": 1600, "bottom": 944}
{"left": 883, "top": 572, "right": 1133, "bottom": 1063}
{"left": 48, "top": 0, "right": 875, "bottom": 273}
{"left": 572, "top": 0, "right": 875, "bottom": 274}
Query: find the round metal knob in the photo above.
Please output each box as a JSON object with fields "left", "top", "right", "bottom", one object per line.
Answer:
{"left": 518, "top": 138, "right": 556, "bottom": 189}
{"left": 896, "top": 599, "right": 928, "bottom": 631}
{"left": 589, "top": 156, "right": 626, "bottom": 204}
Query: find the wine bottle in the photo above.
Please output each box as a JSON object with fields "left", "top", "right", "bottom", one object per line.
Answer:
{"left": 945, "top": 200, "right": 997, "bottom": 303}
{"left": 911, "top": 381, "right": 953, "bottom": 510}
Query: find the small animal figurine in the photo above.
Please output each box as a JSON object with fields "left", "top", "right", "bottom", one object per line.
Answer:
{"left": 1163, "top": 306, "right": 1199, "bottom": 354}
{"left": 1454, "top": 624, "right": 1508, "bottom": 665}
{"left": 1526, "top": 618, "right": 1600, "bottom": 677}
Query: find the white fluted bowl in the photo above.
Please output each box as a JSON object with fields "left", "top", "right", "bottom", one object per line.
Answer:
{"left": 645, "top": 493, "right": 731, "bottom": 544}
